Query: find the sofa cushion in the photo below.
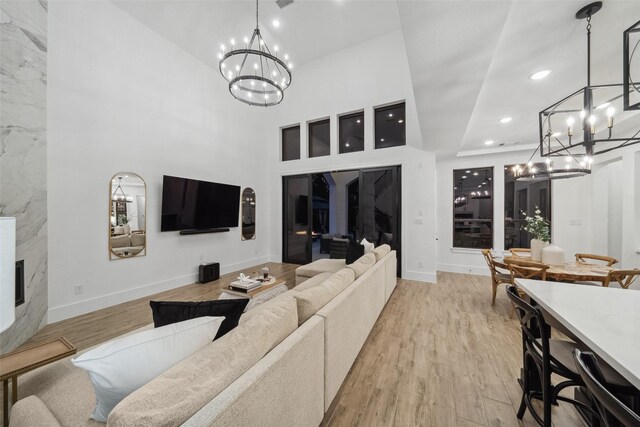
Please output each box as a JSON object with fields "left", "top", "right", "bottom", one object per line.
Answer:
{"left": 150, "top": 299, "right": 249, "bottom": 339}
{"left": 9, "top": 395, "right": 61, "bottom": 427}
{"left": 72, "top": 316, "right": 223, "bottom": 422}
{"left": 347, "top": 253, "right": 376, "bottom": 279}
{"left": 294, "top": 272, "right": 332, "bottom": 292}
{"left": 108, "top": 296, "right": 298, "bottom": 427}
{"left": 293, "top": 268, "right": 355, "bottom": 325}
{"left": 238, "top": 289, "right": 298, "bottom": 324}
{"left": 372, "top": 244, "right": 391, "bottom": 262}
{"left": 130, "top": 233, "right": 145, "bottom": 247}
{"left": 110, "top": 234, "right": 130, "bottom": 248}
{"left": 295, "top": 259, "right": 346, "bottom": 281}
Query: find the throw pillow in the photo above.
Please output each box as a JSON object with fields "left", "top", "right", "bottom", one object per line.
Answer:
{"left": 71, "top": 316, "right": 223, "bottom": 422}
{"left": 150, "top": 299, "right": 249, "bottom": 339}
{"left": 360, "top": 237, "right": 375, "bottom": 254}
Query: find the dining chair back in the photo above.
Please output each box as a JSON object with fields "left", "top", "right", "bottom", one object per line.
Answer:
{"left": 506, "top": 258, "right": 549, "bottom": 282}
{"left": 510, "top": 248, "right": 531, "bottom": 257}
{"left": 602, "top": 269, "right": 640, "bottom": 289}
{"left": 575, "top": 253, "right": 618, "bottom": 267}
{"left": 482, "top": 249, "right": 511, "bottom": 305}
{"left": 574, "top": 350, "right": 640, "bottom": 427}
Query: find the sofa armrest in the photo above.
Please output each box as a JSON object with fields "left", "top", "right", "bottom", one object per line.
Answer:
{"left": 9, "top": 395, "right": 61, "bottom": 427}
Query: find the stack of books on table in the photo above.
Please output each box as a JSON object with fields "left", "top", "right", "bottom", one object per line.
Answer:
{"left": 229, "top": 279, "right": 262, "bottom": 293}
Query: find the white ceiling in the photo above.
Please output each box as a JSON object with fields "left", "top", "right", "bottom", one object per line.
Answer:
{"left": 112, "top": 0, "right": 640, "bottom": 159}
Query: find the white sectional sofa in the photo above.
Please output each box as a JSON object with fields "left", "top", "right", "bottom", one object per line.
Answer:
{"left": 9, "top": 246, "right": 397, "bottom": 427}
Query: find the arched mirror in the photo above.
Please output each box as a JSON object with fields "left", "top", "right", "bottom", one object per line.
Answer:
{"left": 241, "top": 187, "right": 256, "bottom": 240}
{"left": 109, "top": 172, "right": 146, "bottom": 259}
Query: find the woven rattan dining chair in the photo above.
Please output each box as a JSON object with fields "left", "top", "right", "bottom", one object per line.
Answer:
{"left": 510, "top": 248, "right": 531, "bottom": 257}
{"left": 575, "top": 253, "right": 618, "bottom": 267}
{"left": 506, "top": 258, "right": 549, "bottom": 282}
{"left": 574, "top": 350, "right": 640, "bottom": 427}
{"left": 482, "top": 249, "right": 511, "bottom": 305}
{"left": 602, "top": 269, "right": 640, "bottom": 289}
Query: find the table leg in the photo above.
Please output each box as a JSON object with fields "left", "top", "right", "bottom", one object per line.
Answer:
{"left": 3, "top": 379, "right": 8, "bottom": 427}
{"left": 10, "top": 378, "right": 16, "bottom": 405}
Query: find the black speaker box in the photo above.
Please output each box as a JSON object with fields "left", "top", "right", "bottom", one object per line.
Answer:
{"left": 198, "top": 262, "right": 220, "bottom": 283}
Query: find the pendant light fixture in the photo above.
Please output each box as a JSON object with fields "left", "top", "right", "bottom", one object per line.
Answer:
{"left": 516, "top": 2, "right": 640, "bottom": 181}
{"left": 218, "top": 0, "right": 292, "bottom": 107}
{"left": 112, "top": 177, "right": 133, "bottom": 203}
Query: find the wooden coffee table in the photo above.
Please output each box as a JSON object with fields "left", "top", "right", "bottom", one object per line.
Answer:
{"left": 219, "top": 277, "right": 288, "bottom": 312}
{"left": 0, "top": 337, "right": 76, "bottom": 426}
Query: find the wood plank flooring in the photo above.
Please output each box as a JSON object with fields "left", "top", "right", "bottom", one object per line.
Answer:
{"left": 21, "top": 267, "right": 583, "bottom": 426}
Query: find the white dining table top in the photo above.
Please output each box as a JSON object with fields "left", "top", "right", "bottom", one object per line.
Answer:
{"left": 515, "top": 279, "right": 640, "bottom": 390}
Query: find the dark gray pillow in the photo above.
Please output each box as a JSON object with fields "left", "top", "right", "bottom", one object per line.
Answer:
{"left": 150, "top": 299, "right": 249, "bottom": 340}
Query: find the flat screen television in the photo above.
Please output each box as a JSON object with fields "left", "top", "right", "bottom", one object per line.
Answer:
{"left": 161, "top": 175, "right": 241, "bottom": 232}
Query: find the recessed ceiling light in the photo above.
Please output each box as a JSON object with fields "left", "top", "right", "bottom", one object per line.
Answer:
{"left": 380, "top": 138, "right": 385, "bottom": 142}
{"left": 388, "top": 113, "right": 393, "bottom": 118}
{"left": 272, "top": 20, "right": 280, "bottom": 28}
{"left": 462, "top": 176, "right": 467, "bottom": 179}
{"left": 530, "top": 69, "right": 552, "bottom": 80}
{"left": 465, "top": 170, "right": 470, "bottom": 173}
{"left": 356, "top": 119, "right": 361, "bottom": 124}
{"left": 499, "top": 117, "right": 512, "bottom": 124}
{"left": 398, "top": 119, "right": 404, "bottom": 123}
{"left": 473, "top": 172, "right": 479, "bottom": 176}
{"left": 484, "top": 140, "right": 494, "bottom": 145}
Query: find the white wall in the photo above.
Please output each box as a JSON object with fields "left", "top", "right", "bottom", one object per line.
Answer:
{"left": 264, "top": 31, "right": 438, "bottom": 282}
{"left": 436, "top": 145, "right": 640, "bottom": 275}
{"left": 47, "top": 1, "right": 271, "bottom": 322}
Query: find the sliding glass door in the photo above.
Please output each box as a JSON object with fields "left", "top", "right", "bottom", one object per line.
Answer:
{"left": 282, "top": 175, "right": 311, "bottom": 264}
{"left": 283, "top": 166, "right": 401, "bottom": 275}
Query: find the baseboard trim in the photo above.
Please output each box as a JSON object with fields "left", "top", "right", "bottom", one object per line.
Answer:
{"left": 437, "top": 263, "right": 490, "bottom": 276}
{"left": 402, "top": 270, "right": 437, "bottom": 283}
{"left": 47, "top": 256, "right": 273, "bottom": 323}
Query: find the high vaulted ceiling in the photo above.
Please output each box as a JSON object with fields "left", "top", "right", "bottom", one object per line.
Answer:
{"left": 112, "top": 0, "right": 640, "bottom": 159}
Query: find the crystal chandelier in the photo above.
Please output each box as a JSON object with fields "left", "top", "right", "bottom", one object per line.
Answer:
{"left": 516, "top": 2, "right": 640, "bottom": 181}
{"left": 218, "top": 0, "right": 292, "bottom": 107}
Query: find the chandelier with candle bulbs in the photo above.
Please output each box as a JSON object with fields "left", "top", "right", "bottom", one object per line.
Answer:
{"left": 515, "top": 2, "right": 640, "bottom": 181}
{"left": 218, "top": 0, "right": 292, "bottom": 107}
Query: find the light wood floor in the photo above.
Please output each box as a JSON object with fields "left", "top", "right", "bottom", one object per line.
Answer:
{"left": 24, "top": 266, "right": 583, "bottom": 427}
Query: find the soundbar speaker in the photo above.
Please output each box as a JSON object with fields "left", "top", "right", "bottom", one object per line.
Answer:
{"left": 198, "top": 262, "right": 220, "bottom": 283}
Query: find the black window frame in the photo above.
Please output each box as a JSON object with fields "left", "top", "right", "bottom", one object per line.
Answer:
{"left": 374, "top": 102, "right": 406, "bottom": 149}
{"left": 338, "top": 111, "right": 365, "bottom": 154}
{"left": 452, "top": 167, "right": 494, "bottom": 249}
{"left": 281, "top": 125, "right": 301, "bottom": 162}
{"left": 308, "top": 118, "right": 331, "bottom": 158}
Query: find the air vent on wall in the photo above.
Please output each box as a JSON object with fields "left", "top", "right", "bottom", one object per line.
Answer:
{"left": 276, "top": 0, "right": 293, "bottom": 9}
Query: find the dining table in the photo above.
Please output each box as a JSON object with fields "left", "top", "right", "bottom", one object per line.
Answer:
{"left": 494, "top": 255, "right": 616, "bottom": 285}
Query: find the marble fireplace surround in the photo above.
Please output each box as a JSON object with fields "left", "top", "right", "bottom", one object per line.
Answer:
{"left": 0, "top": 0, "right": 48, "bottom": 353}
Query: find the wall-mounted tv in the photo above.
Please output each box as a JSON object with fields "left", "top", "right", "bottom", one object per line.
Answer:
{"left": 161, "top": 175, "right": 241, "bottom": 232}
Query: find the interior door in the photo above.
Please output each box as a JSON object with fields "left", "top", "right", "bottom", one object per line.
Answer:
{"left": 282, "top": 175, "right": 312, "bottom": 264}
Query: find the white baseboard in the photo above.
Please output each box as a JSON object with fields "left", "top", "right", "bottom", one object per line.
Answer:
{"left": 437, "top": 263, "right": 490, "bottom": 276}
{"left": 47, "top": 255, "right": 273, "bottom": 324}
{"left": 402, "top": 270, "right": 437, "bottom": 283}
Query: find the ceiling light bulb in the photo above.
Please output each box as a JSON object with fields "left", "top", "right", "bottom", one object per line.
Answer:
{"left": 264, "top": 94, "right": 269, "bottom": 100}
{"left": 356, "top": 119, "right": 361, "bottom": 123}
{"left": 247, "top": 92, "right": 252, "bottom": 98}
{"left": 530, "top": 69, "right": 552, "bottom": 80}
{"left": 263, "top": 82, "right": 267, "bottom": 87}
{"left": 528, "top": 161, "right": 533, "bottom": 167}
{"left": 462, "top": 175, "right": 467, "bottom": 179}
{"left": 284, "top": 54, "right": 289, "bottom": 60}
{"left": 221, "top": 63, "right": 226, "bottom": 69}
{"left": 244, "top": 36, "right": 249, "bottom": 44}
{"left": 230, "top": 38, "right": 235, "bottom": 46}
{"left": 221, "top": 44, "right": 226, "bottom": 51}
{"left": 260, "top": 39, "right": 265, "bottom": 45}
{"left": 250, "top": 81, "right": 255, "bottom": 86}
{"left": 484, "top": 140, "right": 494, "bottom": 145}
{"left": 465, "top": 170, "right": 470, "bottom": 173}
{"left": 546, "top": 158, "right": 551, "bottom": 164}
{"left": 473, "top": 171, "right": 479, "bottom": 176}
{"left": 274, "top": 45, "right": 279, "bottom": 52}
{"left": 235, "top": 65, "right": 240, "bottom": 71}
{"left": 606, "top": 106, "right": 615, "bottom": 117}
{"left": 288, "top": 63, "right": 293, "bottom": 69}
{"left": 380, "top": 138, "right": 385, "bottom": 142}
{"left": 589, "top": 115, "right": 596, "bottom": 124}
{"left": 345, "top": 142, "right": 350, "bottom": 147}
{"left": 499, "top": 117, "right": 512, "bottom": 124}
{"left": 254, "top": 63, "right": 258, "bottom": 70}
{"left": 567, "top": 117, "right": 575, "bottom": 126}
{"left": 272, "top": 20, "right": 280, "bottom": 28}
{"left": 531, "top": 167, "right": 537, "bottom": 173}
{"left": 217, "top": 53, "right": 223, "bottom": 59}
{"left": 227, "top": 71, "right": 233, "bottom": 79}
{"left": 398, "top": 119, "right": 404, "bottom": 123}
{"left": 580, "top": 110, "right": 586, "bottom": 120}
{"left": 232, "top": 84, "right": 238, "bottom": 90}
{"left": 388, "top": 113, "right": 393, "bottom": 117}
{"left": 272, "top": 70, "right": 277, "bottom": 76}
{"left": 565, "top": 156, "right": 572, "bottom": 163}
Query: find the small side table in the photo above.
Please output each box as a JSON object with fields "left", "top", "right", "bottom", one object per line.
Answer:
{"left": 219, "top": 278, "right": 288, "bottom": 312}
{"left": 0, "top": 337, "right": 76, "bottom": 427}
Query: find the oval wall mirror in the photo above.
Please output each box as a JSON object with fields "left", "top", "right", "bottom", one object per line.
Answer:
{"left": 241, "top": 187, "right": 256, "bottom": 240}
{"left": 109, "top": 172, "right": 147, "bottom": 260}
